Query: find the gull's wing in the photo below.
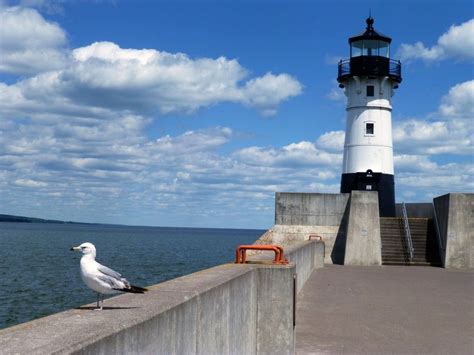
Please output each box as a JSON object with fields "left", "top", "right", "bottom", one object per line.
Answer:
{"left": 97, "top": 274, "right": 127, "bottom": 289}
{"left": 96, "top": 263, "right": 122, "bottom": 280}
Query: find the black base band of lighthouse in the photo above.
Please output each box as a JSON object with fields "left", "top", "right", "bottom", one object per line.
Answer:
{"left": 340, "top": 171, "right": 395, "bottom": 217}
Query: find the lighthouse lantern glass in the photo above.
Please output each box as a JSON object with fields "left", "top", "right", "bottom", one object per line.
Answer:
{"left": 378, "top": 41, "right": 390, "bottom": 57}
{"left": 351, "top": 40, "right": 363, "bottom": 57}
{"left": 350, "top": 40, "right": 390, "bottom": 57}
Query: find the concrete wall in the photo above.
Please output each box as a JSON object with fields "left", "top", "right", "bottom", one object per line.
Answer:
{"left": 261, "top": 193, "right": 349, "bottom": 264}
{"left": 344, "top": 191, "right": 382, "bottom": 266}
{"left": 0, "top": 241, "right": 324, "bottom": 354}
{"left": 433, "top": 194, "right": 450, "bottom": 265}
{"left": 246, "top": 240, "right": 324, "bottom": 294}
{"left": 254, "top": 225, "right": 338, "bottom": 264}
{"left": 396, "top": 203, "right": 434, "bottom": 219}
{"left": 267, "top": 191, "right": 381, "bottom": 266}
{"left": 275, "top": 192, "right": 349, "bottom": 226}
{"left": 434, "top": 193, "right": 474, "bottom": 269}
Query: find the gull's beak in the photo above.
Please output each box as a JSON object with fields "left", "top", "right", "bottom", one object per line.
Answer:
{"left": 71, "top": 246, "right": 81, "bottom": 251}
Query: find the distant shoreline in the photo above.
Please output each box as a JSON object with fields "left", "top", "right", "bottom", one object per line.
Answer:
{"left": 0, "top": 214, "right": 266, "bottom": 231}
{"left": 0, "top": 214, "right": 90, "bottom": 225}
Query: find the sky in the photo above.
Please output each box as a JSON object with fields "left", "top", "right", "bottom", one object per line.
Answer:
{"left": 0, "top": 0, "right": 472, "bottom": 229}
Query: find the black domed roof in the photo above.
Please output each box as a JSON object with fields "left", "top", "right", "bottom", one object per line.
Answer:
{"left": 349, "top": 17, "right": 392, "bottom": 44}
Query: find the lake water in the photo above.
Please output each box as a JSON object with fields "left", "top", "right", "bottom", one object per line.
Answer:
{"left": 0, "top": 222, "right": 264, "bottom": 330}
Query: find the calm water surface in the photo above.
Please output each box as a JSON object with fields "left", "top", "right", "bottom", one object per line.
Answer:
{"left": 0, "top": 222, "right": 263, "bottom": 329}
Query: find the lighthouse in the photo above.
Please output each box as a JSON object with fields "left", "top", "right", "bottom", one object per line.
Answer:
{"left": 337, "top": 16, "right": 402, "bottom": 217}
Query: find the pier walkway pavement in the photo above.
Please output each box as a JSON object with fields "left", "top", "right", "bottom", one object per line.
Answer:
{"left": 295, "top": 265, "right": 473, "bottom": 354}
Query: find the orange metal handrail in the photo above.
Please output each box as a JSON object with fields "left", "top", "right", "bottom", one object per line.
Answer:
{"left": 235, "top": 244, "right": 289, "bottom": 264}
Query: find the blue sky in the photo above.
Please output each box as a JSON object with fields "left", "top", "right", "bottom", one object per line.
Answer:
{"left": 0, "top": 0, "right": 472, "bottom": 228}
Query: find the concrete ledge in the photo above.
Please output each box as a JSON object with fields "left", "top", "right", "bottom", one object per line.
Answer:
{"left": 0, "top": 241, "right": 324, "bottom": 354}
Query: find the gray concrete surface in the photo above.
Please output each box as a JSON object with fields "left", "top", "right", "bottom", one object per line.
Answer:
{"left": 254, "top": 224, "right": 340, "bottom": 264}
{"left": 296, "top": 265, "right": 474, "bottom": 355}
{"left": 255, "top": 193, "right": 349, "bottom": 264}
{"left": 0, "top": 241, "right": 323, "bottom": 354}
{"left": 396, "top": 202, "right": 434, "bottom": 219}
{"left": 257, "top": 266, "right": 295, "bottom": 354}
{"left": 434, "top": 193, "right": 474, "bottom": 269}
{"left": 248, "top": 240, "right": 325, "bottom": 294}
{"left": 275, "top": 192, "right": 349, "bottom": 226}
{"left": 344, "top": 191, "right": 382, "bottom": 266}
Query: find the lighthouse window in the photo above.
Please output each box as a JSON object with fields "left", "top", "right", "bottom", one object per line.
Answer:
{"left": 351, "top": 40, "right": 363, "bottom": 57}
{"left": 366, "top": 85, "right": 374, "bottom": 97}
{"left": 366, "top": 123, "right": 374, "bottom": 135}
{"left": 379, "top": 41, "right": 390, "bottom": 57}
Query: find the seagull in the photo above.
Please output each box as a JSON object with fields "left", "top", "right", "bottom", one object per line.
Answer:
{"left": 71, "top": 242, "right": 148, "bottom": 310}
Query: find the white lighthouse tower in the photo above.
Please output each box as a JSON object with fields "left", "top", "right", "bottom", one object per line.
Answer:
{"left": 337, "top": 16, "right": 402, "bottom": 217}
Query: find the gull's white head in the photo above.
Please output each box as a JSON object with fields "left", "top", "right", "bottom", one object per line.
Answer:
{"left": 71, "top": 242, "right": 96, "bottom": 257}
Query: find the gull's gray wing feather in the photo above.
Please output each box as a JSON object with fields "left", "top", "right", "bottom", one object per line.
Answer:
{"left": 97, "top": 274, "right": 123, "bottom": 288}
{"left": 97, "top": 263, "right": 122, "bottom": 280}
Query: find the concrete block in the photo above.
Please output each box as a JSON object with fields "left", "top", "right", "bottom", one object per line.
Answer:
{"left": 256, "top": 264, "right": 296, "bottom": 355}
{"left": 196, "top": 269, "right": 257, "bottom": 355}
{"left": 434, "top": 193, "right": 474, "bottom": 269}
{"left": 313, "top": 241, "right": 325, "bottom": 269}
{"left": 275, "top": 192, "right": 349, "bottom": 226}
{"left": 252, "top": 224, "right": 339, "bottom": 264}
{"left": 287, "top": 243, "right": 312, "bottom": 293}
{"left": 344, "top": 191, "right": 382, "bottom": 266}
{"left": 396, "top": 203, "right": 434, "bottom": 218}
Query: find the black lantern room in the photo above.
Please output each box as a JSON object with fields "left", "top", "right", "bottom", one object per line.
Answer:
{"left": 337, "top": 17, "right": 402, "bottom": 83}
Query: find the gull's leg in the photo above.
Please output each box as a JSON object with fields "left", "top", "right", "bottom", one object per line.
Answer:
{"left": 101, "top": 294, "right": 105, "bottom": 310}
{"left": 94, "top": 293, "right": 103, "bottom": 311}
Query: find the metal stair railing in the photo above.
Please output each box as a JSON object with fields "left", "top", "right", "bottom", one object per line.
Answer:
{"left": 401, "top": 202, "right": 414, "bottom": 262}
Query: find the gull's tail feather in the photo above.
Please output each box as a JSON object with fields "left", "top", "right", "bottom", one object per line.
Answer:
{"left": 119, "top": 285, "right": 148, "bottom": 294}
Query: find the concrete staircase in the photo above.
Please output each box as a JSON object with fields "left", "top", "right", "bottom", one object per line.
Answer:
{"left": 380, "top": 217, "right": 442, "bottom": 266}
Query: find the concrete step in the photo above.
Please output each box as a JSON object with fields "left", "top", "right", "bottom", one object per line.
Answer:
{"left": 382, "top": 255, "right": 407, "bottom": 260}
{"left": 380, "top": 217, "right": 441, "bottom": 267}
{"left": 383, "top": 261, "right": 441, "bottom": 267}
{"left": 382, "top": 247, "right": 406, "bottom": 251}
{"left": 382, "top": 252, "right": 407, "bottom": 256}
{"left": 383, "top": 247, "right": 439, "bottom": 253}
{"left": 382, "top": 252, "right": 408, "bottom": 257}
{"left": 383, "top": 261, "right": 408, "bottom": 265}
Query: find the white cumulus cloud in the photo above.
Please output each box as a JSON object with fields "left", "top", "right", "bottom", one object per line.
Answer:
{"left": 439, "top": 80, "right": 474, "bottom": 118}
{"left": 316, "top": 130, "right": 345, "bottom": 152}
{"left": 233, "top": 141, "right": 341, "bottom": 168}
{"left": 394, "top": 80, "right": 473, "bottom": 155}
{"left": 0, "top": 6, "right": 66, "bottom": 74}
{"left": 0, "top": 40, "right": 302, "bottom": 117}
{"left": 397, "top": 19, "right": 474, "bottom": 62}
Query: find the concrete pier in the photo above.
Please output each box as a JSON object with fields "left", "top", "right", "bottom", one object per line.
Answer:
{"left": 295, "top": 265, "right": 474, "bottom": 354}
{"left": 0, "top": 241, "right": 324, "bottom": 354}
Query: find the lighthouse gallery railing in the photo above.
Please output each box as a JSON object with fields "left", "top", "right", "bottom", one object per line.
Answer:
{"left": 401, "top": 202, "right": 414, "bottom": 262}
{"left": 337, "top": 58, "right": 402, "bottom": 83}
